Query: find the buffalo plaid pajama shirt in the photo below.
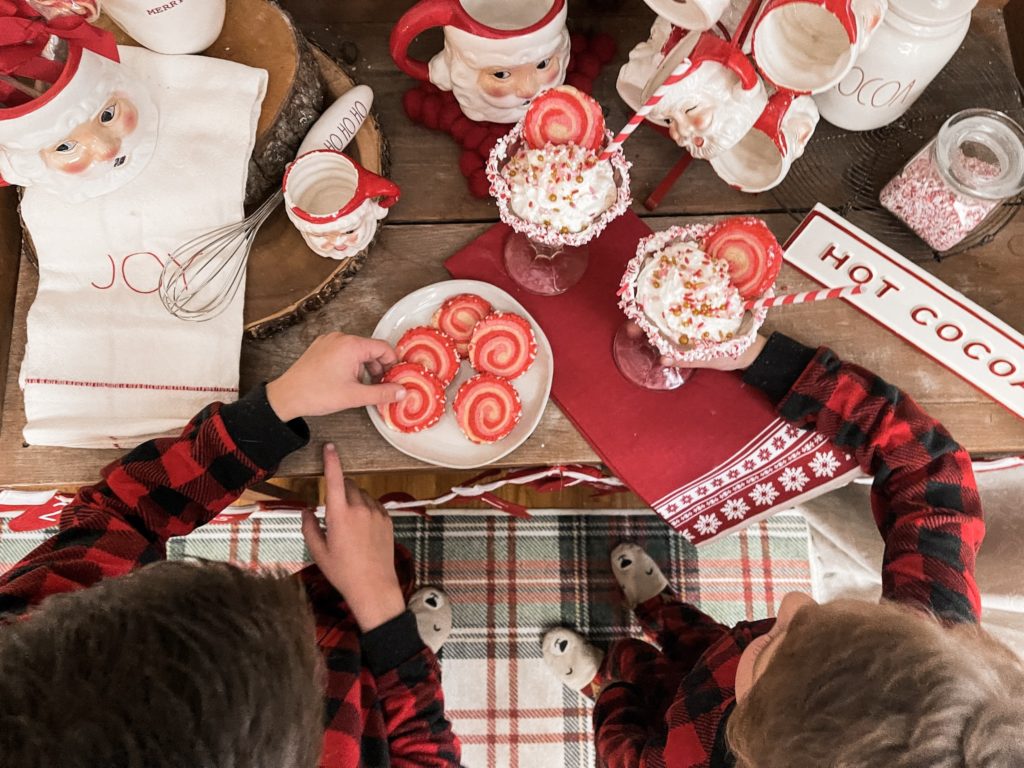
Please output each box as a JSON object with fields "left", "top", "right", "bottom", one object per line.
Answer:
{"left": 0, "top": 385, "right": 461, "bottom": 768}
{"left": 592, "top": 332, "right": 985, "bottom": 768}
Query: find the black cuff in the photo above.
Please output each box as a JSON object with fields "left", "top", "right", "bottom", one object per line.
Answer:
{"left": 742, "top": 332, "right": 817, "bottom": 406}
{"left": 219, "top": 383, "right": 309, "bottom": 469}
{"left": 362, "top": 610, "right": 427, "bottom": 677}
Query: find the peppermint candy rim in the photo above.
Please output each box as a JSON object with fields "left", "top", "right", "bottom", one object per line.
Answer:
{"left": 396, "top": 326, "right": 461, "bottom": 387}
{"left": 468, "top": 311, "right": 538, "bottom": 380}
{"left": 486, "top": 121, "right": 632, "bottom": 249}
{"left": 432, "top": 293, "right": 493, "bottom": 356}
{"left": 617, "top": 223, "right": 770, "bottom": 363}
{"left": 454, "top": 373, "right": 523, "bottom": 444}
{"left": 377, "top": 362, "right": 447, "bottom": 434}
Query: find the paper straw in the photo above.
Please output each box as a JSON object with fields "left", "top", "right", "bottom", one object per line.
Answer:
{"left": 599, "top": 59, "right": 694, "bottom": 160}
{"left": 744, "top": 284, "right": 865, "bottom": 310}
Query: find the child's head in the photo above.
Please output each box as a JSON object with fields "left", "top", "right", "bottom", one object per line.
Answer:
{"left": 728, "top": 594, "right": 1024, "bottom": 767}
{"left": 0, "top": 561, "right": 324, "bottom": 768}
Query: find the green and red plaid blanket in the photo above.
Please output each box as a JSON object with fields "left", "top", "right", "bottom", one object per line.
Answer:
{"left": 0, "top": 510, "right": 811, "bottom": 768}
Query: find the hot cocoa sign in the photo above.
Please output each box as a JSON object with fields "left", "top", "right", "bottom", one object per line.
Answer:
{"left": 784, "top": 205, "right": 1024, "bottom": 419}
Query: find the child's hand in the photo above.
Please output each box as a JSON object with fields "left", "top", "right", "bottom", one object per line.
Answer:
{"left": 266, "top": 333, "right": 407, "bottom": 422}
{"left": 301, "top": 443, "right": 406, "bottom": 633}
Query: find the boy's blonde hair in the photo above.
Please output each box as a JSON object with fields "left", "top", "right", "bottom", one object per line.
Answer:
{"left": 727, "top": 599, "right": 1024, "bottom": 767}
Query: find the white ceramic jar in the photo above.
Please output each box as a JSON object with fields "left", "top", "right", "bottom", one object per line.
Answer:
{"left": 814, "top": 0, "right": 976, "bottom": 131}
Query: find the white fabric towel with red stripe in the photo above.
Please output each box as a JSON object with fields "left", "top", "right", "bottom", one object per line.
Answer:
{"left": 18, "top": 47, "right": 267, "bottom": 448}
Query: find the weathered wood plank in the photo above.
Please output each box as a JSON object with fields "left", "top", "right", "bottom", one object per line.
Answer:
{"left": 3, "top": 213, "right": 1022, "bottom": 486}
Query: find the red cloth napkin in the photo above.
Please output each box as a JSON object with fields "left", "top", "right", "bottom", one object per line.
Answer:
{"left": 445, "top": 211, "right": 862, "bottom": 543}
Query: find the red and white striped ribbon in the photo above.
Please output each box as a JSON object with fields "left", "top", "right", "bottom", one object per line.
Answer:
{"left": 744, "top": 284, "right": 866, "bottom": 310}
{"left": 599, "top": 59, "right": 694, "bottom": 160}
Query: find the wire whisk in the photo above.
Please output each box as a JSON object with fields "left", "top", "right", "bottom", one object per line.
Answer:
{"left": 159, "top": 189, "right": 283, "bottom": 322}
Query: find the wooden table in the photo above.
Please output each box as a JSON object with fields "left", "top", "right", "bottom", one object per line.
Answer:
{"left": 1, "top": 0, "right": 1022, "bottom": 488}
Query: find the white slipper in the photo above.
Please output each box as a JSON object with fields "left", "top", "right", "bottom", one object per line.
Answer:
{"left": 542, "top": 628, "right": 603, "bottom": 692}
{"left": 408, "top": 586, "right": 452, "bottom": 653}
{"left": 611, "top": 542, "right": 669, "bottom": 609}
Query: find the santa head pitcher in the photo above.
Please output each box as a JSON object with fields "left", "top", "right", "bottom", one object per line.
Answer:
{"left": 390, "top": 0, "right": 571, "bottom": 123}
{"left": 0, "top": 45, "right": 158, "bottom": 202}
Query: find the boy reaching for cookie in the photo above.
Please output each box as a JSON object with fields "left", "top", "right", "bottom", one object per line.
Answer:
{"left": 0, "top": 333, "right": 460, "bottom": 768}
{"left": 544, "top": 331, "right": 1024, "bottom": 767}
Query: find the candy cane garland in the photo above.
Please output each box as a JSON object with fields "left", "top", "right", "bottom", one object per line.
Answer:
{"left": 744, "top": 284, "right": 865, "bottom": 310}
{"left": 599, "top": 59, "right": 695, "bottom": 161}
{"left": 381, "top": 466, "right": 627, "bottom": 512}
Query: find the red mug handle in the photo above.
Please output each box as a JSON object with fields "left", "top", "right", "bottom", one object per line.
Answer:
{"left": 361, "top": 171, "right": 401, "bottom": 209}
{"left": 389, "top": 0, "right": 458, "bottom": 83}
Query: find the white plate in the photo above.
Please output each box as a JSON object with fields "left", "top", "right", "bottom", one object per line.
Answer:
{"left": 366, "top": 280, "right": 554, "bottom": 469}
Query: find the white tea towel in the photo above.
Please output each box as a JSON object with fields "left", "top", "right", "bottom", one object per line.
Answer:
{"left": 19, "top": 46, "right": 267, "bottom": 448}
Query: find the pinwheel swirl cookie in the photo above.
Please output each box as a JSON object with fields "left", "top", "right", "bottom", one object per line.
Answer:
{"left": 396, "top": 326, "right": 460, "bottom": 387}
{"left": 454, "top": 374, "right": 523, "bottom": 444}
{"left": 468, "top": 312, "right": 538, "bottom": 380}
{"left": 432, "top": 293, "right": 493, "bottom": 357}
{"left": 377, "top": 362, "right": 447, "bottom": 434}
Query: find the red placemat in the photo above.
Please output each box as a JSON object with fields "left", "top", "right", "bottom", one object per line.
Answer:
{"left": 445, "top": 211, "right": 862, "bottom": 543}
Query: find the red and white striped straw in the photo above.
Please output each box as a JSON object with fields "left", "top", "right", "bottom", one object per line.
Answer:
{"left": 599, "top": 59, "right": 694, "bottom": 161}
{"left": 744, "top": 284, "right": 866, "bottom": 310}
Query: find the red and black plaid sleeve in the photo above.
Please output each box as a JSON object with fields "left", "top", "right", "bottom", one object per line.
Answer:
{"left": 366, "top": 612, "right": 461, "bottom": 767}
{"left": 746, "top": 333, "right": 984, "bottom": 624}
{"left": 0, "top": 384, "right": 308, "bottom": 618}
{"left": 593, "top": 682, "right": 665, "bottom": 768}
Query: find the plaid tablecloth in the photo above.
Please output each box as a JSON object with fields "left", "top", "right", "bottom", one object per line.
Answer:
{"left": 0, "top": 510, "right": 811, "bottom": 768}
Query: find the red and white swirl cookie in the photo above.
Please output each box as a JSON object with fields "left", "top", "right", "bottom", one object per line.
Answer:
{"left": 454, "top": 374, "right": 523, "bottom": 444}
{"left": 377, "top": 362, "right": 446, "bottom": 434}
{"left": 468, "top": 312, "right": 538, "bottom": 380}
{"left": 396, "top": 326, "right": 460, "bottom": 387}
{"left": 432, "top": 293, "right": 493, "bottom": 357}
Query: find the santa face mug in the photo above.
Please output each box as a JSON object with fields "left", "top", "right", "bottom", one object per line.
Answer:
{"left": 710, "top": 90, "right": 819, "bottom": 192}
{"left": 390, "top": 0, "right": 571, "bottom": 123}
{"left": 282, "top": 150, "right": 401, "bottom": 260}
{"left": 102, "top": 0, "right": 226, "bottom": 54}
{"left": 751, "top": 0, "right": 887, "bottom": 94}
{"left": 646, "top": 31, "right": 767, "bottom": 160}
{"left": 0, "top": 46, "right": 159, "bottom": 203}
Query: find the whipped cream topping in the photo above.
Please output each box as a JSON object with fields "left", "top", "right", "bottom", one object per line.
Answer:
{"left": 636, "top": 240, "right": 745, "bottom": 346}
{"left": 501, "top": 143, "right": 617, "bottom": 234}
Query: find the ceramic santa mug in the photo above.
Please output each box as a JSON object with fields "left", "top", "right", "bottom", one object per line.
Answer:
{"left": 751, "top": 0, "right": 887, "bottom": 94}
{"left": 710, "top": 90, "right": 819, "bottom": 192}
{"left": 645, "top": 31, "right": 768, "bottom": 160}
{"left": 102, "top": 0, "right": 226, "bottom": 54}
{"left": 283, "top": 150, "right": 400, "bottom": 260}
{"left": 0, "top": 46, "right": 159, "bottom": 202}
{"left": 390, "top": 0, "right": 571, "bottom": 123}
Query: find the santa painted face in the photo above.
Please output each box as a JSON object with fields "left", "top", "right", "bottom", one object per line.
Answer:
{"left": 299, "top": 199, "right": 388, "bottom": 259}
{"left": 430, "top": 30, "right": 570, "bottom": 123}
{"left": 0, "top": 48, "right": 159, "bottom": 202}
{"left": 649, "top": 59, "right": 767, "bottom": 160}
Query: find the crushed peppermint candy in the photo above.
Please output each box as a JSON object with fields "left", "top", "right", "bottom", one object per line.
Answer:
{"left": 880, "top": 145, "right": 1001, "bottom": 252}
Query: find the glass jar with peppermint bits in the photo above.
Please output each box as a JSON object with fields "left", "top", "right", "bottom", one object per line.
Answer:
{"left": 880, "top": 109, "right": 1024, "bottom": 253}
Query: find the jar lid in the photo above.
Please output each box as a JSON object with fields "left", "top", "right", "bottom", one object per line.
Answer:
{"left": 935, "top": 109, "right": 1024, "bottom": 201}
{"left": 891, "top": 0, "right": 976, "bottom": 25}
